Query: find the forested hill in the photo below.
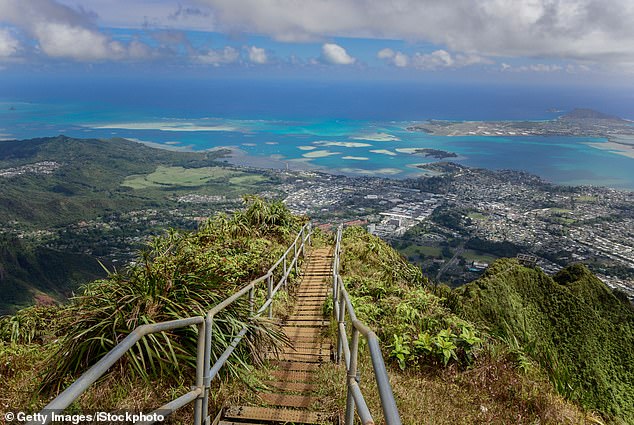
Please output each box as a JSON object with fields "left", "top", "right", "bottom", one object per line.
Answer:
{"left": 456, "top": 259, "right": 634, "bottom": 421}
{"left": 0, "top": 136, "right": 227, "bottom": 227}
{"left": 0, "top": 236, "right": 106, "bottom": 314}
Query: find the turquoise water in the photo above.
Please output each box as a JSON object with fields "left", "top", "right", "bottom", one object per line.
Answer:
{"left": 1, "top": 99, "right": 633, "bottom": 190}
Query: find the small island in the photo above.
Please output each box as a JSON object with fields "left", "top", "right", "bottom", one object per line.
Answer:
{"left": 414, "top": 148, "right": 458, "bottom": 159}
{"left": 395, "top": 147, "right": 458, "bottom": 159}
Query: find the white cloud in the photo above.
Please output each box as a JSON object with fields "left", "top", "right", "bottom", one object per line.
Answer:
{"left": 377, "top": 48, "right": 409, "bottom": 67}
{"left": 379, "top": 48, "right": 490, "bottom": 70}
{"left": 502, "top": 63, "right": 568, "bottom": 73}
{"left": 377, "top": 48, "right": 394, "bottom": 59}
{"left": 247, "top": 45, "right": 267, "bottom": 64}
{"left": 321, "top": 43, "right": 355, "bottom": 65}
{"left": 0, "top": 28, "right": 20, "bottom": 58}
{"left": 33, "top": 22, "right": 121, "bottom": 60}
{"left": 392, "top": 51, "right": 409, "bottom": 67}
{"left": 199, "top": 0, "right": 634, "bottom": 66}
{"left": 0, "top": 0, "right": 154, "bottom": 61}
{"left": 411, "top": 50, "right": 492, "bottom": 70}
{"left": 196, "top": 46, "right": 239, "bottom": 65}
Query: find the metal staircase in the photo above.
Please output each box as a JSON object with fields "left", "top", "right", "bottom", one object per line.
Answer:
{"left": 29, "top": 223, "right": 401, "bottom": 425}
{"left": 216, "top": 247, "right": 333, "bottom": 424}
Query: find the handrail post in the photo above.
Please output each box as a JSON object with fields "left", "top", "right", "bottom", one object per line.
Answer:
{"left": 193, "top": 321, "right": 206, "bottom": 425}
{"left": 248, "top": 287, "right": 255, "bottom": 315}
{"left": 283, "top": 254, "right": 288, "bottom": 289}
{"left": 267, "top": 274, "right": 273, "bottom": 319}
{"left": 345, "top": 328, "right": 360, "bottom": 425}
{"left": 337, "top": 295, "right": 346, "bottom": 365}
{"left": 202, "top": 314, "right": 214, "bottom": 424}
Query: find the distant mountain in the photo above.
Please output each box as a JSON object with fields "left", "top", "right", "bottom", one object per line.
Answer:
{"left": 457, "top": 259, "right": 634, "bottom": 422}
{"left": 561, "top": 108, "right": 626, "bottom": 121}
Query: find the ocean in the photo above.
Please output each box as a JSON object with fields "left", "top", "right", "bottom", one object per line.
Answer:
{"left": 1, "top": 77, "right": 633, "bottom": 189}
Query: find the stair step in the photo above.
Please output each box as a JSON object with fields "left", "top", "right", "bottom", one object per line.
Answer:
{"left": 260, "top": 393, "right": 320, "bottom": 409}
{"left": 276, "top": 353, "right": 325, "bottom": 363}
{"left": 289, "top": 308, "right": 325, "bottom": 313}
{"left": 223, "top": 406, "right": 329, "bottom": 424}
{"left": 282, "top": 326, "right": 323, "bottom": 334}
{"left": 264, "top": 381, "right": 318, "bottom": 393}
{"left": 270, "top": 361, "right": 321, "bottom": 371}
{"left": 280, "top": 347, "right": 325, "bottom": 356}
{"left": 270, "top": 369, "right": 316, "bottom": 382}
{"left": 287, "top": 316, "right": 325, "bottom": 322}
{"left": 284, "top": 320, "right": 328, "bottom": 327}
{"left": 291, "top": 342, "right": 330, "bottom": 350}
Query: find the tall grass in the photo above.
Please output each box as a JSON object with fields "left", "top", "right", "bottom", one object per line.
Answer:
{"left": 38, "top": 197, "right": 304, "bottom": 392}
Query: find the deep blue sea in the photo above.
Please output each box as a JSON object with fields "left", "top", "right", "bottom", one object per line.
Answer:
{"left": 1, "top": 77, "right": 633, "bottom": 189}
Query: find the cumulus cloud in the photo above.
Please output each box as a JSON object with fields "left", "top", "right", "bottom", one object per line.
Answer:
{"left": 378, "top": 48, "right": 489, "bottom": 70}
{"left": 377, "top": 48, "right": 394, "bottom": 59}
{"left": 377, "top": 48, "right": 408, "bottom": 67}
{"left": 411, "top": 50, "right": 492, "bottom": 70}
{"left": 198, "top": 0, "right": 634, "bottom": 65}
{"left": 248, "top": 46, "right": 267, "bottom": 64}
{"left": 321, "top": 43, "right": 355, "bottom": 65}
{"left": 0, "top": 0, "right": 154, "bottom": 61}
{"left": 196, "top": 46, "right": 239, "bottom": 65}
{"left": 0, "top": 27, "right": 20, "bottom": 58}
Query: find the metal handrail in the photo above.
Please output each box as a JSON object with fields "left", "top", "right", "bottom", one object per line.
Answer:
{"left": 29, "top": 222, "right": 312, "bottom": 425}
{"left": 333, "top": 224, "right": 402, "bottom": 425}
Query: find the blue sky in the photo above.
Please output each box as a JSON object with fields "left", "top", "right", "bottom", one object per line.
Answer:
{"left": 1, "top": 0, "right": 634, "bottom": 87}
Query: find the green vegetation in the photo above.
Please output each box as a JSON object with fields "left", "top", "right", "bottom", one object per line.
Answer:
{"left": 340, "top": 226, "right": 484, "bottom": 369}
{"left": 0, "top": 198, "right": 304, "bottom": 414}
{"left": 338, "top": 227, "right": 589, "bottom": 424}
{"left": 0, "top": 136, "right": 281, "bottom": 312}
{"left": 457, "top": 259, "right": 634, "bottom": 422}
{"left": 0, "top": 236, "right": 106, "bottom": 314}
{"left": 0, "top": 136, "right": 268, "bottom": 228}
{"left": 122, "top": 165, "right": 239, "bottom": 189}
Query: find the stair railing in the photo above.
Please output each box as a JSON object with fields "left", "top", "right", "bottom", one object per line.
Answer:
{"left": 332, "top": 224, "right": 402, "bottom": 425}
{"left": 28, "top": 222, "right": 312, "bottom": 425}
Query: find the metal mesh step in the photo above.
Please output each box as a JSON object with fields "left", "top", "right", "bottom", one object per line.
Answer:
{"left": 260, "top": 393, "right": 320, "bottom": 409}
{"left": 223, "top": 406, "right": 329, "bottom": 424}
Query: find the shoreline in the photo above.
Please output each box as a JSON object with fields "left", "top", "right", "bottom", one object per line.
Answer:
{"left": 128, "top": 137, "right": 634, "bottom": 190}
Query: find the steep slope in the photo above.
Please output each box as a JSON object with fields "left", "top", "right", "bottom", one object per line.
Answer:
{"left": 0, "top": 237, "right": 106, "bottom": 314}
{"left": 338, "top": 227, "right": 588, "bottom": 424}
{"left": 456, "top": 259, "right": 634, "bottom": 422}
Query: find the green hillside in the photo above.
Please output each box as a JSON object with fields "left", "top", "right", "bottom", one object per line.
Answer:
{"left": 338, "top": 227, "right": 589, "bottom": 424}
{"left": 0, "top": 136, "right": 229, "bottom": 227}
{"left": 0, "top": 136, "right": 281, "bottom": 313}
{"left": 456, "top": 259, "right": 634, "bottom": 422}
{"left": 0, "top": 236, "right": 106, "bottom": 315}
{"left": 1, "top": 198, "right": 304, "bottom": 417}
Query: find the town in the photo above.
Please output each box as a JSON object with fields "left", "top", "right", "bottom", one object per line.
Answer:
{"left": 2, "top": 160, "right": 633, "bottom": 300}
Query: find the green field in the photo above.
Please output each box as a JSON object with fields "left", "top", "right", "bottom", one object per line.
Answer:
{"left": 122, "top": 166, "right": 239, "bottom": 189}
{"left": 549, "top": 207, "right": 572, "bottom": 214}
{"left": 576, "top": 195, "right": 598, "bottom": 202}
{"left": 462, "top": 249, "right": 498, "bottom": 263}
{"left": 228, "top": 175, "right": 267, "bottom": 185}
{"left": 400, "top": 245, "right": 443, "bottom": 258}
{"left": 467, "top": 212, "right": 486, "bottom": 220}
